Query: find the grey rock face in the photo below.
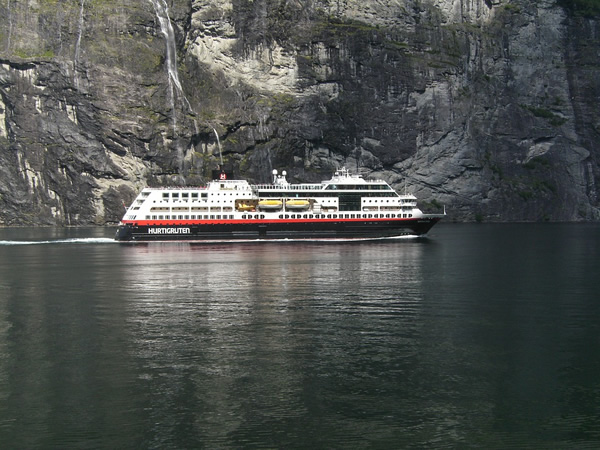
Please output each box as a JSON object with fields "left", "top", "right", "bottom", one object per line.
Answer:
{"left": 0, "top": 0, "right": 598, "bottom": 225}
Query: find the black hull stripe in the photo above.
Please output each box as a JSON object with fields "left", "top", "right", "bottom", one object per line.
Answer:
{"left": 115, "top": 218, "right": 441, "bottom": 241}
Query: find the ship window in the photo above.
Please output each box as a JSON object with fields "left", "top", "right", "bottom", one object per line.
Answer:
{"left": 285, "top": 215, "right": 289, "bottom": 219}
{"left": 146, "top": 215, "right": 150, "bottom": 220}
{"left": 201, "top": 193, "right": 208, "bottom": 198}
{"left": 171, "top": 193, "right": 179, "bottom": 198}
{"left": 182, "top": 193, "right": 189, "bottom": 198}
{"left": 327, "top": 214, "right": 331, "bottom": 218}
{"left": 152, "top": 215, "right": 157, "bottom": 220}
{"left": 210, "top": 215, "right": 215, "bottom": 219}
{"left": 162, "top": 193, "right": 169, "bottom": 199}
{"left": 409, "top": 214, "right": 413, "bottom": 218}
{"left": 279, "top": 215, "right": 283, "bottom": 219}
{"left": 191, "top": 193, "right": 198, "bottom": 199}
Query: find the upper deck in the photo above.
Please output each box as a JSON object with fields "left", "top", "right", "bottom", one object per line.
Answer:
{"left": 253, "top": 168, "right": 396, "bottom": 193}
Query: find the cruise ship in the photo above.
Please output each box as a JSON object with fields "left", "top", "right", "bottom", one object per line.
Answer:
{"left": 114, "top": 168, "right": 445, "bottom": 242}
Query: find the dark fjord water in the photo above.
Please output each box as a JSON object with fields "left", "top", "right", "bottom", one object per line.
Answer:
{"left": 0, "top": 224, "right": 599, "bottom": 448}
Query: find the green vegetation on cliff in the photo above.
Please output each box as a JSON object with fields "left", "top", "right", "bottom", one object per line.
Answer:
{"left": 560, "top": 0, "right": 600, "bottom": 16}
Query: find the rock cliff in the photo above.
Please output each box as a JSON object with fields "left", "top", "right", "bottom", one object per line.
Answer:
{"left": 0, "top": 0, "right": 598, "bottom": 224}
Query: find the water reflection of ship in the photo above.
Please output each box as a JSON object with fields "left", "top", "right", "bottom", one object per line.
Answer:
{"left": 118, "top": 240, "right": 427, "bottom": 428}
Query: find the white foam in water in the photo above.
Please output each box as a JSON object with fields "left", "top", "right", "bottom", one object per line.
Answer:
{"left": 0, "top": 238, "right": 116, "bottom": 246}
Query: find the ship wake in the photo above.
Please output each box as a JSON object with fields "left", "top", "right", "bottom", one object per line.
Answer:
{"left": 0, "top": 238, "right": 116, "bottom": 246}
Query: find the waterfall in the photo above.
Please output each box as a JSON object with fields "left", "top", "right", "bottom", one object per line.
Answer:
{"left": 213, "top": 128, "right": 223, "bottom": 166}
{"left": 148, "top": 0, "right": 202, "bottom": 178}
{"left": 148, "top": 0, "right": 192, "bottom": 130}
{"left": 74, "top": 0, "right": 85, "bottom": 89}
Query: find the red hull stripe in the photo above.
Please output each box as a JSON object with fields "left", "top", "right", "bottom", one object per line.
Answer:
{"left": 122, "top": 218, "right": 423, "bottom": 226}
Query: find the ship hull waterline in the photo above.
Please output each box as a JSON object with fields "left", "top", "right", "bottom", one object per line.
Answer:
{"left": 115, "top": 216, "right": 442, "bottom": 242}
